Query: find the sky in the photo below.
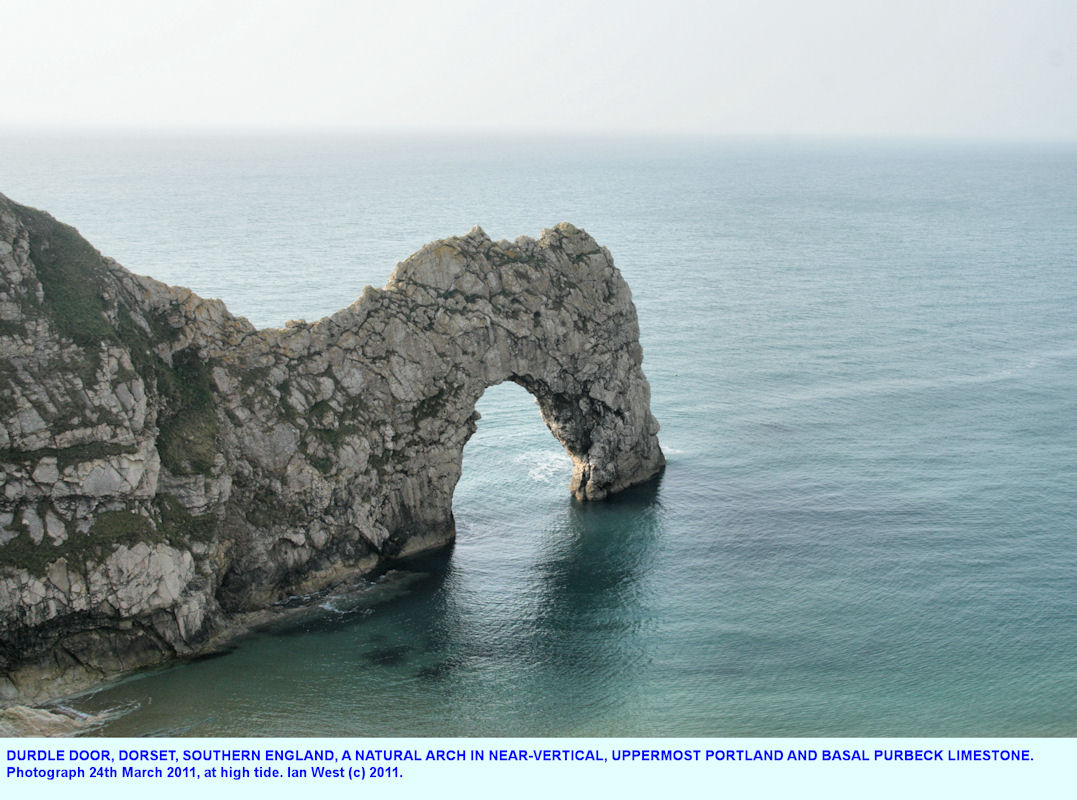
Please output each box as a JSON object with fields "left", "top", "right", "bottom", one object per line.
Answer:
{"left": 2, "top": 0, "right": 1075, "bottom": 140}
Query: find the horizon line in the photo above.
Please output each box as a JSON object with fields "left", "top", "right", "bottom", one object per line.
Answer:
{"left": 2, "top": 125, "right": 1076, "bottom": 147}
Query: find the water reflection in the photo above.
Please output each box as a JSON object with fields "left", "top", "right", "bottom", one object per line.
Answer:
{"left": 505, "top": 477, "right": 665, "bottom": 733}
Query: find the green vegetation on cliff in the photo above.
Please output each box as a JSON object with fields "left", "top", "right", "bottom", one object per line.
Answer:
{"left": 0, "top": 508, "right": 160, "bottom": 576}
{"left": 17, "top": 203, "right": 114, "bottom": 347}
{"left": 154, "top": 349, "right": 218, "bottom": 476}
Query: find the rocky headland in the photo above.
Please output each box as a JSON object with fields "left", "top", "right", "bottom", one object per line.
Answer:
{"left": 0, "top": 192, "right": 664, "bottom": 709}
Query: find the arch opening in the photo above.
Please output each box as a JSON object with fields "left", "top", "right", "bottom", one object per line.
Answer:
{"left": 454, "top": 381, "right": 574, "bottom": 520}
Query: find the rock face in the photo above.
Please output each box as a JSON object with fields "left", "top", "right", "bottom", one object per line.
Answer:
{"left": 0, "top": 193, "right": 664, "bottom": 701}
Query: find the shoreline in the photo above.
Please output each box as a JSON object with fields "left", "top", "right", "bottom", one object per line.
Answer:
{"left": 0, "top": 549, "right": 439, "bottom": 735}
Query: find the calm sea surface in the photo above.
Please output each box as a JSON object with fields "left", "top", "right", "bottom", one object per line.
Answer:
{"left": 2, "top": 135, "right": 1075, "bottom": 736}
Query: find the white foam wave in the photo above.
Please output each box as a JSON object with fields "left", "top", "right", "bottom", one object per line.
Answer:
{"left": 513, "top": 449, "right": 573, "bottom": 483}
{"left": 319, "top": 599, "right": 345, "bottom": 615}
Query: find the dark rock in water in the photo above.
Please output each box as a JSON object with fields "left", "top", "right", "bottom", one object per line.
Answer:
{"left": 0, "top": 192, "right": 664, "bottom": 705}
{"left": 364, "top": 645, "right": 412, "bottom": 667}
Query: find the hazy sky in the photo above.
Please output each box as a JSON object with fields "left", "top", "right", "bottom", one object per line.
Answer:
{"left": 3, "top": 0, "right": 1075, "bottom": 139}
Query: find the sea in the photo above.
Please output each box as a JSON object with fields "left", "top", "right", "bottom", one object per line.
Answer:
{"left": 1, "top": 134, "right": 1074, "bottom": 737}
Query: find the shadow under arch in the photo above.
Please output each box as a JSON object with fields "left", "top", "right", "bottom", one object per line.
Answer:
{"left": 514, "top": 473, "right": 666, "bottom": 726}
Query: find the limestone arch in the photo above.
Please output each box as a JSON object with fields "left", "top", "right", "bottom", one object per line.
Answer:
{"left": 351, "top": 223, "right": 666, "bottom": 557}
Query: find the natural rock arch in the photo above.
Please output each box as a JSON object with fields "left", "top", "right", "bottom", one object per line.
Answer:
{"left": 0, "top": 195, "right": 663, "bottom": 696}
{"left": 354, "top": 223, "right": 665, "bottom": 540}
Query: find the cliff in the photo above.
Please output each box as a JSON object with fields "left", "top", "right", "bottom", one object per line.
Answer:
{"left": 0, "top": 193, "right": 664, "bottom": 702}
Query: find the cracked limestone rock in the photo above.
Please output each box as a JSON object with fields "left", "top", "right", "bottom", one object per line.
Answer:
{"left": 0, "top": 192, "right": 664, "bottom": 703}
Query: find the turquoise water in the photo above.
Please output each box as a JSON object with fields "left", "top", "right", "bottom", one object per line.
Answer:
{"left": 2, "top": 136, "right": 1076, "bottom": 736}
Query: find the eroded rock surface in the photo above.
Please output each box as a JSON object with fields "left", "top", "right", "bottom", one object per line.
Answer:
{"left": 0, "top": 193, "right": 664, "bottom": 702}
